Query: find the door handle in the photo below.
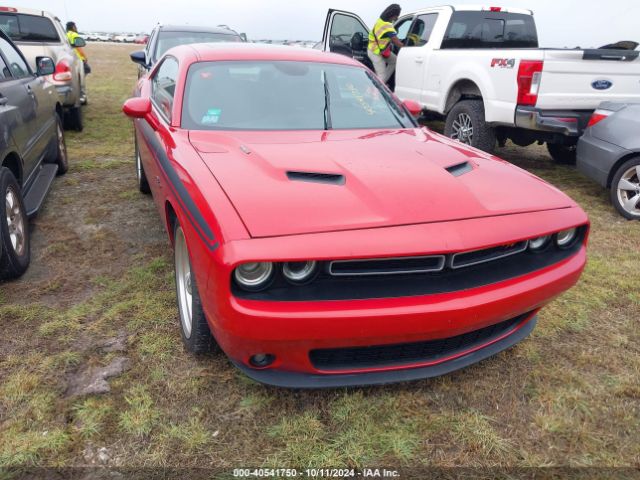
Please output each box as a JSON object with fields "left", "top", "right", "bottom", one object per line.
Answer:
{"left": 26, "top": 85, "right": 35, "bottom": 96}
{"left": 0, "top": 96, "right": 7, "bottom": 106}
{"left": 415, "top": 57, "right": 424, "bottom": 63}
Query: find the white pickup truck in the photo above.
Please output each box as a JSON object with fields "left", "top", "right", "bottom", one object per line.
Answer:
{"left": 320, "top": 6, "right": 640, "bottom": 163}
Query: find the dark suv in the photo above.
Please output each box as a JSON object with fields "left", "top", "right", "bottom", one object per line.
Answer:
{"left": 130, "top": 24, "right": 244, "bottom": 76}
{"left": 0, "top": 30, "right": 67, "bottom": 280}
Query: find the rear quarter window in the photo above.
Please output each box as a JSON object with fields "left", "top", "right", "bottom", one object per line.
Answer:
{"left": 0, "top": 13, "right": 60, "bottom": 42}
{"left": 441, "top": 11, "right": 538, "bottom": 49}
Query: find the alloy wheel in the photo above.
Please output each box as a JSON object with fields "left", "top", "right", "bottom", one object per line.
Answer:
{"left": 451, "top": 113, "right": 473, "bottom": 144}
{"left": 174, "top": 227, "right": 193, "bottom": 338}
{"left": 617, "top": 165, "right": 640, "bottom": 217}
{"left": 5, "top": 187, "right": 26, "bottom": 256}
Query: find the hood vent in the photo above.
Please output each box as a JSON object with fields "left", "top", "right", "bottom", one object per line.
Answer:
{"left": 445, "top": 161, "right": 473, "bottom": 177}
{"left": 286, "top": 171, "right": 345, "bottom": 185}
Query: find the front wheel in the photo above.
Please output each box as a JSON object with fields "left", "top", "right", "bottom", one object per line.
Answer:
{"left": 0, "top": 167, "right": 30, "bottom": 280}
{"left": 610, "top": 157, "right": 640, "bottom": 220}
{"left": 173, "top": 220, "right": 215, "bottom": 354}
{"left": 135, "top": 138, "right": 150, "bottom": 194}
{"left": 444, "top": 100, "right": 496, "bottom": 153}
{"left": 547, "top": 143, "right": 577, "bottom": 165}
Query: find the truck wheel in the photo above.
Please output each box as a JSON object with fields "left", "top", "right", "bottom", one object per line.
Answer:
{"left": 610, "top": 157, "right": 640, "bottom": 220}
{"left": 65, "top": 106, "right": 84, "bottom": 132}
{"left": 445, "top": 100, "right": 496, "bottom": 153}
{"left": 135, "top": 138, "right": 151, "bottom": 194}
{"left": 547, "top": 143, "right": 577, "bottom": 165}
{"left": 46, "top": 115, "right": 68, "bottom": 175}
{"left": 173, "top": 220, "right": 215, "bottom": 354}
{"left": 0, "top": 167, "right": 30, "bottom": 280}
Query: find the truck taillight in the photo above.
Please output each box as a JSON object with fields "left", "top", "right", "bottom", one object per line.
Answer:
{"left": 517, "top": 60, "right": 544, "bottom": 106}
{"left": 53, "top": 60, "right": 72, "bottom": 82}
{"left": 587, "top": 109, "right": 613, "bottom": 128}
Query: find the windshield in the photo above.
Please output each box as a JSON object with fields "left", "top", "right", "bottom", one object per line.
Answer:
{"left": 155, "top": 31, "right": 241, "bottom": 60}
{"left": 182, "top": 61, "right": 416, "bottom": 131}
{"left": 0, "top": 13, "right": 60, "bottom": 42}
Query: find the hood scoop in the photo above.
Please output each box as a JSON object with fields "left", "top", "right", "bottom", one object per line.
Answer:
{"left": 445, "top": 161, "right": 473, "bottom": 177}
{"left": 286, "top": 171, "right": 346, "bottom": 185}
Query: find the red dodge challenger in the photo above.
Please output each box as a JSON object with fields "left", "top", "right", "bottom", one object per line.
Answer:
{"left": 123, "top": 44, "right": 588, "bottom": 388}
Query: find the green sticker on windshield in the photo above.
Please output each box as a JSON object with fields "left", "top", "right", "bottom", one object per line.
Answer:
{"left": 202, "top": 108, "right": 222, "bottom": 125}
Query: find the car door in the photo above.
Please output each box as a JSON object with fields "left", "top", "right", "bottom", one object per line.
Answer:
{"left": 395, "top": 13, "right": 440, "bottom": 102}
{"left": 143, "top": 56, "right": 179, "bottom": 212}
{"left": 0, "top": 34, "right": 40, "bottom": 182}
{"left": 321, "top": 9, "right": 372, "bottom": 69}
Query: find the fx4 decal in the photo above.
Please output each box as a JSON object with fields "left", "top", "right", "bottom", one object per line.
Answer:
{"left": 491, "top": 58, "right": 516, "bottom": 69}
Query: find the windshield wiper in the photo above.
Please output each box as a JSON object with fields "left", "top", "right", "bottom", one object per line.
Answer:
{"left": 322, "top": 70, "right": 332, "bottom": 130}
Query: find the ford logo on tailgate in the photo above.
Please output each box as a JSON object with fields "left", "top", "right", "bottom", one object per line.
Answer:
{"left": 592, "top": 79, "right": 613, "bottom": 90}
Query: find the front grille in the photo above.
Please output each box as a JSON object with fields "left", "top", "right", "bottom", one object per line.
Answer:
{"left": 309, "top": 313, "right": 530, "bottom": 371}
{"left": 329, "top": 255, "right": 445, "bottom": 276}
{"left": 452, "top": 241, "right": 528, "bottom": 269}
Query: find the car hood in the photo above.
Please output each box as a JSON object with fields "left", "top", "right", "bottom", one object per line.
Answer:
{"left": 190, "top": 128, "right": 575, "bottom": 238}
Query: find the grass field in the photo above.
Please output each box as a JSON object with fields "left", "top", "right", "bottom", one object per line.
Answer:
{"left": 0, "top": 43, "right": 638, "bottom": 471}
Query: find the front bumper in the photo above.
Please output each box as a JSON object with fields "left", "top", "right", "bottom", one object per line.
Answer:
{"left": 209, "top": 246, "right": 585, "bottom": 388}
{"left": 577, "top": 130, "right": 630, "bottom": 188}
{"left": 515, "top": 107, "right": 592, "bottom": 137}
{"left": 232, "top": 314, "right": 537, "bottom": 388}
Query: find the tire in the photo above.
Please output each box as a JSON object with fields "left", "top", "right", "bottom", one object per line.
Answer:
{"left": 0, "top": 167, "right": 30, "bottom": 280}
{"left": 547, "top": 143, "right": 577, "bottom": 165}
{"left": 444, "top": 100, "right": 496, "bottom": 153}
{"left": 135, "top": 138, "right": 151, "bottom": 194}
{"left": 610, "top": 157, "right": 640, "bottom": 220}
{"left": 65, "top": 106, "right": 83, "bottom": 132}
{"left": 173, "top": 220, "right": 215, "bottom": 354}
{"left": 46, "top": 115, "right": 68, "bottom": 175}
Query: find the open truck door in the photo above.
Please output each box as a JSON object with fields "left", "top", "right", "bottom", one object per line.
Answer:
{"left": 321, "top": 9, "right": 373, "bottom": 70}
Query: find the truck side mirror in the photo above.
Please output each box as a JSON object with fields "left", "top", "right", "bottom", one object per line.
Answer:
{"left": 73, "top": 37, "right": 87, "bottom": 48}
{"left": 130, "top": 50, "right": 147, "bottom": 67}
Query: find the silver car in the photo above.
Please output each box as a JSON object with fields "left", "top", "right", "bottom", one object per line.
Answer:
{"left": 577, "top": 102, "right": 640, "bottom": 220}
{"left": 0, "top": 6, "right": 87, "bottom": 131}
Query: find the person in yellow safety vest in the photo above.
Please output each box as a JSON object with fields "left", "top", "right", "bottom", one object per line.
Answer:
{"left": 367, "top": 4, "right": 404, "bottom": 85}
{"left": 66, "top": 22, "right": 88, "bottom": 63}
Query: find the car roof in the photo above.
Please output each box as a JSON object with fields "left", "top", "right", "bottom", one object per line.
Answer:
{"left": 157, "top": 24, "right": 239, "bottom": 35}
{"left": 174, "top": 43, "right": 362, "bottom": 67}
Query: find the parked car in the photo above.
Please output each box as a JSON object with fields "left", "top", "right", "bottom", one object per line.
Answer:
{"left": 113, "top": 33, "right": 137, "bottom": 43}
{"left": 134, "top": 34, "right": 149, "bottom": 45}
{"left": 129, "top": 24, "right": 243, "bottom": 77}
{"left": 0, "top": 5, "right": 87, "bottom": 131}
{"left": 319, "top": 6, "right": 640, "bottom": 163}
{"left": 122, "top": 44, "right": 588, "bottom": 388}
{"left": 0, "top": 30, "right": 67, "bottom": 280}
{"left": 93, "top": 33, "right": 112, "bottom": 42}
{"left": 577, "top": 103, "right": 640, "bottom": 220}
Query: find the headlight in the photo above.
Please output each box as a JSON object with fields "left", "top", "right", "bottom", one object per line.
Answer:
{"left": 556, "top": 228, "right": 578, "bottom": 249}
{"left": 282, "top": 261, "right": 318, "bottom": 284}
{"left": 234, "top": 262, "right": 274, "bottom": 291}
{"left": 529, "top": 236, "right": 551, "bottom": 252}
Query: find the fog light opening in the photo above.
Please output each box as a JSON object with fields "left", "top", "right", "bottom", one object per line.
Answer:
{"left": 249, "top": 354, "right": 276, "bottom": 369}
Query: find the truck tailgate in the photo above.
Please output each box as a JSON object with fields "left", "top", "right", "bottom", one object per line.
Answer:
{"left": 536, "top": 49, "right": 640, "bottom": 110}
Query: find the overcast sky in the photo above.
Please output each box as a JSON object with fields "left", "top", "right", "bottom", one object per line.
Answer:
{"left": 7, "top": 0, "right": 639, "bottom": 48}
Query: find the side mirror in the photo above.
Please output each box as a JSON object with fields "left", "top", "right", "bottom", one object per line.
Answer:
{"left": 123, "top": 97, "right": 159, "bottom": 130}
{"left": 36, "top": 56, "right": 55, "bottom": 76}
{"left": 130, "top": 50, "right": 147, "bottom": 67}
{"left": 240, "top": 33, "right": 247, "bottom": 42}
{"left": 72, "top": 37, "right": 86, "bottom": 48}
{"left": 403, "top": 99, "right": 423, "bottom": 118}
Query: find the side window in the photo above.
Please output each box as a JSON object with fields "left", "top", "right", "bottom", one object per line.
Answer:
{"left": 442, "top": 12, "right": 538, "bottom": 49}
{"left": 146, "top": 29, "right": 156, "bottom": 59}
{"left": 152, "top": 57, "right": 179, "bottom": 121}
{"left": 0, "top": 37, "right": 29, "bottom": 78}
{"left": 394, "top": 17, "right": 414, "bottom": 44}
{"left": 406, "top": 14, "right": 438, "bottom": 47}
{"left": 329, "top": 13, "right": 368, "bottom": 52}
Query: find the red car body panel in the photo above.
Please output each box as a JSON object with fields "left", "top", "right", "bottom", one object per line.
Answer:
{"left": 125, "top": 44, "right": 589, "bottom": 387}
